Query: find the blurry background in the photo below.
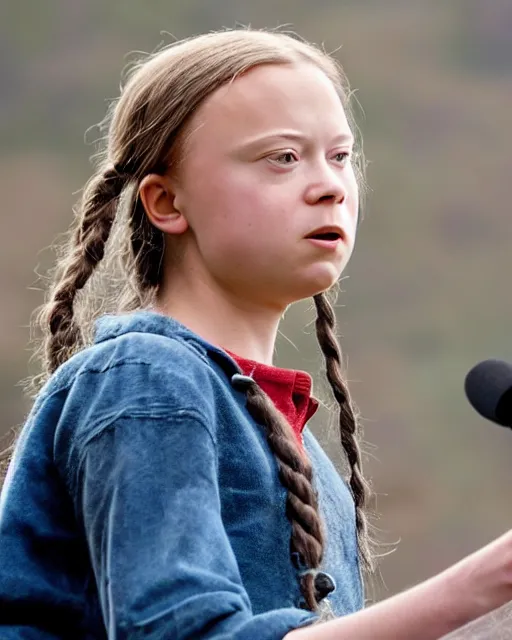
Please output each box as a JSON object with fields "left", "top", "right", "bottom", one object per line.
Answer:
{"left": 1, "top": 0, "right": 511, "bottom": 604}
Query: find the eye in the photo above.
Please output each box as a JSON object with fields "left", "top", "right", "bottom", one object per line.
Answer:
{"left": 269, "top": 151, "right": 299, "bottom": 165}
{"left": 333, "top": 151, "right": 351, "bottom": 165}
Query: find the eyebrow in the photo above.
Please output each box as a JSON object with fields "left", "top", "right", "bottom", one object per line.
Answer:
{"left": 239, "top": 130, "right": 355, "bottom": 149}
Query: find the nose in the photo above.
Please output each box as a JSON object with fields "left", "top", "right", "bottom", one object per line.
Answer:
{"left": 304, "top": 161, "right": 347, "bottom": 206}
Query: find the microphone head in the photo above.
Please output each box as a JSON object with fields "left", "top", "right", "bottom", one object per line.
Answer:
{"left": 465, "top": 359, "right": 512, "bottom": 427}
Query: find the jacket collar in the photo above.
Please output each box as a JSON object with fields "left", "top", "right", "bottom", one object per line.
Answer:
{"left": 94, "top": 310, "right": 242, "bottom": 379}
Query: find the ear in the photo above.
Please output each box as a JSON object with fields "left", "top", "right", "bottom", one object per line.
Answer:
{"left": 138, "top": 174, "right": 189, "bottom": 235}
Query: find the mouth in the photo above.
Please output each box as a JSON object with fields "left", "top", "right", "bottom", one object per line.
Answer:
{"left": 307, "top": 232, "right": 342, "bottom": 241}
{"left": 305, "top": 226, "right": 345, "bottom": 243}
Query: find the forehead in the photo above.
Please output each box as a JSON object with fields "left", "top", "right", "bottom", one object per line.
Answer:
{"left": 181, "top": 62, "right": 352, "bottom": 152}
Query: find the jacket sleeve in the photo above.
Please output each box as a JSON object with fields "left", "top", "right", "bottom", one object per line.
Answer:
{"left": 75, "top": 407, "right": 317, "bottom": 639}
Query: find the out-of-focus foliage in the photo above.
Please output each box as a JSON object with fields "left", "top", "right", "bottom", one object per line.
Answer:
{"left": 1, "top": 0, "right": 511, "bottom": 602}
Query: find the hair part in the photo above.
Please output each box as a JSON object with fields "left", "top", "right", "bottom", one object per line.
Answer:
{"left": 3, "top": 27, "right": 373, "bottom": 612}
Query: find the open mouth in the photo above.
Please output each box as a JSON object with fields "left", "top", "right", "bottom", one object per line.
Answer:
{"left": 307, "top": 232, "right": 342, "bottom": 241}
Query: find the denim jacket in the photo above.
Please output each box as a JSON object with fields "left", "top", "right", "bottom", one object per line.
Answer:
{"left": 0, "top": 311, "right": 363, "bottom": 639}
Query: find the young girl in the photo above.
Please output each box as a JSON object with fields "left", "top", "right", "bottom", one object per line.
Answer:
{"left": 1, "top": 27, "right": 512, "bottom": 640}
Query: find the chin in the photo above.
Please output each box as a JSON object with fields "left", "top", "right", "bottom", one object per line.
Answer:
{"left": 313, "top": 264, "right": 344, "bottom": 290}
{"left": 288, "top": 272, "right": 342, "bottom": 303}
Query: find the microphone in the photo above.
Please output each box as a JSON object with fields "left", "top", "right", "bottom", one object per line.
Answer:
{"left": 464, "top": 359, "right": 512, "bottom": 428}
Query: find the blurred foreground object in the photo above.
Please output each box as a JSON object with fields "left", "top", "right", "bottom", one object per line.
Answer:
{"left": 441, "top": 601, "right": 512, "bottom": 639}
{"left": 465, "top": 359, "right": 512, "bottom": 428}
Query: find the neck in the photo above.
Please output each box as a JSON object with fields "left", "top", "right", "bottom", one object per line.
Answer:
{"left": 154, "top": 272, "right": 284, "bottom": 366}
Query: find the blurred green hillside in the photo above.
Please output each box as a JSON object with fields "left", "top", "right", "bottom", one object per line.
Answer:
{"left": 1, "top": 0, "right": 512, "bottom": 602}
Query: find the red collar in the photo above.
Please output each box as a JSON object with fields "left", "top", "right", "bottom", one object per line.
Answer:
{"left": 227, "top": 352, "right": 318, "bottom": 446}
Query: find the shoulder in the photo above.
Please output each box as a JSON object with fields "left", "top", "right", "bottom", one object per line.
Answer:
{"left": 50, "top": 324, "right": 216, "bottom": 415}
{"left": 46, "top": 320, "right": 223, "bottom": 466}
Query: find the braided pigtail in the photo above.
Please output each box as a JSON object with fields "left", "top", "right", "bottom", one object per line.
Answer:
{"left": 232, "top": 375, "right": 327, "bottom": 612}
{"left": 113, "top": 188, "right": 165, "bottom": 313}
{"left": 313, "top": 292, "right": 373, "bottom": 573}
{"left": 126, "top": 193, "right": 165, "bottom": 310}
{"left": 39, "top": 166, "right": 126, "bottom": 376}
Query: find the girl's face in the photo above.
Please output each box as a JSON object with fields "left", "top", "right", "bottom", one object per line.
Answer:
{"left": 169, "top": 61, "right": 359, "bottom": 309}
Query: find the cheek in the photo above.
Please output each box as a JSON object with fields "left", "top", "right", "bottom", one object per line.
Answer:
{"left": 200, "top": 172, "right": 288, "bottom": 236}
{"left": 347, "top": 164, "right": 359, "bottom": 205}
{"left": 340, "top": 179, "right": 359, "bottom": 258}
{"left": 346, "top": 170, "right": 360, "bottom": 227}
{"left": 185, "top": 187, "right": 260, "bottom": 263}
{"left": 343, "top": 218, "right": 358, "bottom": 260}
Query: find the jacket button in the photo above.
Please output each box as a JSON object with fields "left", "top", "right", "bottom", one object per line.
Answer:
{"left": 314, "top": 571, "right": 336, "bottom": 601}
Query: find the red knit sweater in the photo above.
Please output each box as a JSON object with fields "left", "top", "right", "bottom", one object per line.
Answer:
{"left": 229, "top": 353, "right": 318, "bottom": 445}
